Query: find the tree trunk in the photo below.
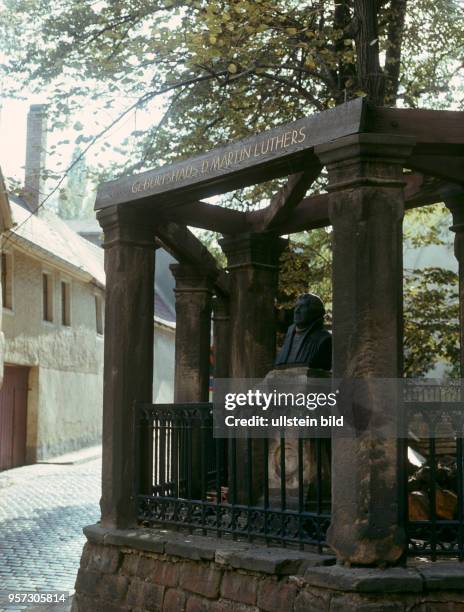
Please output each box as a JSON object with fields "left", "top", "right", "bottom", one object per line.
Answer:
{"left": 384, "top": 0, "right": 407, "bottom": 105}
{"left": 353, "top": 0, "right": 385, "bottom": 105}
{"left": 333, "top": 0, "right": 356, "bottom": 104}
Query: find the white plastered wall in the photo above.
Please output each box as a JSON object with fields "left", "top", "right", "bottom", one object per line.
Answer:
{"left": 153, "top": 324, "right": 175, "bottom": 403}
{"left": 3, "top": 248, "right": 104, "bottom": 460}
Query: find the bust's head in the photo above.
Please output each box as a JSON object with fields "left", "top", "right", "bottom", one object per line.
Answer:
{"left": 293, "top": 293, "right": 325, "bottom": 329}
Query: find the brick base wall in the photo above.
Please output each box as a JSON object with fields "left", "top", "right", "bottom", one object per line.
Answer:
{"left": 71, "top": 526, "right": 464, "bottom": 612}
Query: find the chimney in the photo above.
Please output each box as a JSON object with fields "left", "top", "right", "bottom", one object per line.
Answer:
{"left": 24, "top": 104, "right": 48, "bottom": 213}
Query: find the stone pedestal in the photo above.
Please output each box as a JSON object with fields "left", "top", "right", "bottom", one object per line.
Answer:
{"left": 97, "top": 205, "right": 157, "bottom": 528}
{"left": 72, "top": 525, "right": 464, "bottom": 612}
{"left": 315, "top": 134, "right": 415, "bottom": 565}
{"left": 264, "top": 367, "right": 331, "bottom": 511}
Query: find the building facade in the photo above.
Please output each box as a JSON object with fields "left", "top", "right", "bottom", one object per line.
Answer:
{"left": 0, "top": 105, "right": 176, "bottom": 470}
{"left": 1, "top": 198, "right": 105, "bottom": 466}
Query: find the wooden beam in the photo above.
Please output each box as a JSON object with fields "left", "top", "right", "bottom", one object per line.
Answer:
{"left": 366, "top": 105, "right": 464, "bottom": 154}
{"left": 260, "top": 193, "right": 330, "bottom": 233}
{"left": 156, "top": 171, "right": 451, "bottom": 238}
{"left": 406, "top": 155, "right": 464, "bottom": 185}
{"left": 403, "top": 172, "right": 463, "bottom": 209}
{"left": 253, "top": 158, "right": 322, "bottom": 232}
{"left": 155, "top": 221, "right": 229, "bottom": 296}
{"left": 95, "top": 98, "right": 366, "bottom": 210}
{"left": 260, "top": 173, "right": 451, "bottom": 234}
{"left": 161, "top": 200, "right": 248, "bottom": 234}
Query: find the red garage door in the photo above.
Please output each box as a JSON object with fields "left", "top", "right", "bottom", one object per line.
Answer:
{"left": 0, "top": 365, "right": 29, "bottom": 471}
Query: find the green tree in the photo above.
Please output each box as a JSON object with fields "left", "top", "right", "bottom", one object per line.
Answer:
{"left": 403, "top": 204, "right": 459, "bottom": 377}
{"left": 275, "top": 205, "right": 460, "bottom": 378}
{"left": 2, "top": 0, "right": 462, "bottom": 174}
{"left": 2, "top": 0, "right": 462, "bottom": 375}
{"left": 403, "top": 266, "right": 459, "bottom": 377}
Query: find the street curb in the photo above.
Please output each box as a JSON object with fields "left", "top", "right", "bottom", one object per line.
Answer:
{"left": 37, "top": 446, "right": 102, "bottom": 467}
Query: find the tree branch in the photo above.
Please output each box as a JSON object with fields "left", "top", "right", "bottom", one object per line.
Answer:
{"left": 260, "top": 71, "right": 325, "bottom": 110}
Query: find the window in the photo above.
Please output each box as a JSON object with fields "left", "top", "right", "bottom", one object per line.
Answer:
{"left": 42, "top": 273, "right": 53, "bottom": 322}
{"left": 61, "top": 281, "right": 71, "bottom": 326}
{"left": 95, "top": 294, "right": 103, "bottom": 335}
{"left": 2, "top": 252, "right": 12, "bottom": 310}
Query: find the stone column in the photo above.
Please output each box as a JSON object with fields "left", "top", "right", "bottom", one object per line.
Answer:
{"left": 219, "top": 233, "right": 287, "bottom": 503}
{"left": 97, "top": 205, "right": 157, "bottom": 529}
{"left": 170, "top": 264, "right": 216, "bottom": 403}
{"left": 212, "top": 294, "right": 230, "bottom": 380}
{"left": 219, "top": 233, "right": 287, "bottom": 379}
{"left": 444, "top": 186, "right": 464, "bottom": 377}
{"left": 170, "top": 264, "right": 216, "bottom": 500}
{"left": 315, "top": 134, "right": 415, "bottom": 566}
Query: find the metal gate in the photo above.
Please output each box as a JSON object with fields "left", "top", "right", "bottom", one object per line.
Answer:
{"left": 0, "top": 365, "right": 29, "bottom": 471}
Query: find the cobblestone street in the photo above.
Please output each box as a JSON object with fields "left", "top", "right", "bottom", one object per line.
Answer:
{"left": 0, "top": 450, "right": 101, "bottom": 611}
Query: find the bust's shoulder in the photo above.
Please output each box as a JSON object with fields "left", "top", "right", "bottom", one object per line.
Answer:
{"left": 312, "top": 327, "right": 332, "bottom": 342}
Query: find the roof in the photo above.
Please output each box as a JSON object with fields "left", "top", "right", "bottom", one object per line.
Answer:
{"left": 96, "top": 100, "right": 464, "bottom": 212}
{"left": 66, "top": 218, "right": 102, "bottom": 235}
{"left": 7, "top": 196, "right": 105, "bottom": 287}
{"left": 64, "top": 217, "right": 177, "bottom": 325}
{"left": 154, "top": 289, "right": 175, "bottom": 326}
{"left": 6, "top": 197, "right": 176, "bottom": 327}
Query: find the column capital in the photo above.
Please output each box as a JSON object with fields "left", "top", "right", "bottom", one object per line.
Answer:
{"left": 442, "top": 185, "right": 464, "bottom": 232}
{"left": 96, "top": 204, "right": 157, "bottom": 249}
{"left": 219, "top": 232, "right": 287, "bottom": 270}
{"left": 315, "top": 133, "right": 416, "bottom": 191}
{"left": 170, "top": 263, "right": 217, "bottom": 293}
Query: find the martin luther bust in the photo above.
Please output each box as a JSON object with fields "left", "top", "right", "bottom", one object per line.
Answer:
{"left": 275, "top": 293, "right": 332, "bottom": 370}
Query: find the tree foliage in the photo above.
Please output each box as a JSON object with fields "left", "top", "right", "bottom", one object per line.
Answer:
{"left": 278, "top": 229, "right": 332, "bottom": 314}
{"left": 2, "top": 0, "right": 462, "bottom": 175}
{"left": 403, "top": 204, "right": 459, "bottom": 377}
{"left": 57, "top": 147, "right": 94, "bottom": 219}
{"left": 403, "top": 266, "right": 459, "bottom": 377}
{"left": 277, "top": 205, "right": 460, "bottom": 378}
{"left": 1, "top": 0, "right": 462, "bottom": 376}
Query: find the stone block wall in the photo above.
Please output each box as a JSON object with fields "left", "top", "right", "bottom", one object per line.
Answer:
{"left": 72, "top": 526, "right": 464, "bottom": 612}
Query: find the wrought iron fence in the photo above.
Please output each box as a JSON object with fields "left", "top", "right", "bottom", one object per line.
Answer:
{"left": 401, "top": 394, "right": 464, "bottom": 561}
{"left": 135, "top": 402, "right": 330, "bottom": 550}
{"left": 135, "top": 393, "right": 464, "bottom": 559}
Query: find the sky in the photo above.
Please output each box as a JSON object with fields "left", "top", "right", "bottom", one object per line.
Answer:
{"left": 0, "top": 99, "right": 32, "bottom": 182}
{"left": 0, "top": 2, "right": 181, "bottom": 212}
{"left": 0, "top": 92, "right": 166, "bottom": 211}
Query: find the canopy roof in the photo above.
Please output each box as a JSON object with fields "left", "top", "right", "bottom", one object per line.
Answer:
{"left": 95, "top": 99, "right": 464, "bottom": 227}
{"left": 94, "top": 99, "right": 464, "bottom": 298}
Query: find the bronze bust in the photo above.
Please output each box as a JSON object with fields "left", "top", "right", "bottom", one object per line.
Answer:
{"left": 275, "top": 293, "right": 332, "bottom": 370}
